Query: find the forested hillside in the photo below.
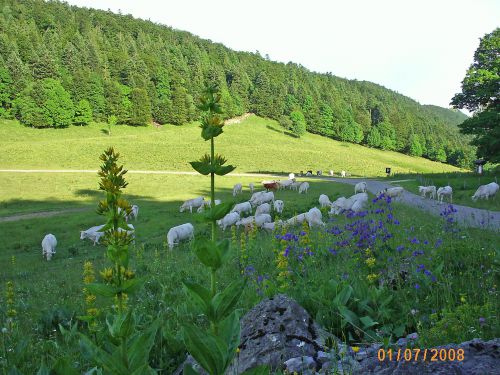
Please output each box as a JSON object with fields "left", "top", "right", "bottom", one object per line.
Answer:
{"left": 0, "top": 0, "right": 474, "bottom": 167}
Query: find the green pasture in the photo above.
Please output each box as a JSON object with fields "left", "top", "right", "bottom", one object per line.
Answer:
{"left": 0, "top": 116, "right": 462, "bottom": 176}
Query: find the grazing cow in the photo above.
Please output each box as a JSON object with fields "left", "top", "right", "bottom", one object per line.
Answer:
{"left": 286, "top": 213, "right": 307, "bottom": 226}
{"left": 42, "top": 234, "right": 57, "bottom": 261}
{"left": 250, "top": 191, "right": 274, "bottom": 206}
{"left": 217, "top": 212, "right": 240, "bottom": 231}
{"left": 274, "top": 200, "right": 284, "bottom": 214}
{"left": 255, "top": 202, "right": 271, "bottom": 216}
{"left": 328, "top": 170, "right": 334, "bottom": 176}
{"left": 437, "top": 186, "right": 453, "bottom": 203}
{"left": 235, "top": 216, "right": 255, "bottom": 227}
{"left": 167, "top": 223, "right": 194, "bottom": 250}
{"left": 249, "top": 183, "right": 255, "bottom": 193}
{"left": 340, "top": 170, "right": 346, "bottom": 178}
{"left": 305, "top": 207, "right": 325, "bottom": 227}
{"left": 378, "top": 187, "right": 404, "bottom": 200}
{"left": 472, "top": 182, "right": 499, "bottom": 201}
{"left": 354, "top": 182, "right": 367, "bottom": 194}
{"left": 231, "top": 201, "right": 253, "bottom": 215}
{"left": 305, "top": 170, "right": 313, "bottom": 176}
{"left": 196, "top": 199, "right": 221, "bottom": 213}
{"left": 80, "top": 225, "right": 106, "bottom": 246}
{"left": 289, "top": 173, "right": 295, "bottom": 180}
{"left": 290, "top": 181, "right": 301, "bottom": 191}
{"left": 233, "top": 183, "right": 243, "bottom": 197}
{"left": 278, "top": 179, "right": 294, "bottom": 190}
{"left": 262, "top": 220, "right": 284, "bottom": 232}
{"left": 127, "top": 205, "right": 139, "bottom": 221}
{"left": 316, "top": 170, "right": 322, "bottom": 176}
{"left": 330, "top": 193, "right": 368, "bottom": 215}
{"left": 319, "top": 194, "right": 331, "bottom": 208}
{"left": 254, "top": 214, "right": 272, "bottom": 227}
{"left": 180, "top": 197, "right": 205, "bottom": 213}
{"left": 418, "top": 186, "right": 436, "bottom": 199}
{"left": 298, "top": 182, "right": 310, "bottom": 194}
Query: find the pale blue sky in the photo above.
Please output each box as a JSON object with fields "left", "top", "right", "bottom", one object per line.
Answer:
{"left": 65, "top": 0, "right": 499, "bottom": 110}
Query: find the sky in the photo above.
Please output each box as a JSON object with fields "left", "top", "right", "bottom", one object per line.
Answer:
{"left": 64, "top": 0, "right": 499, "bottom": 110}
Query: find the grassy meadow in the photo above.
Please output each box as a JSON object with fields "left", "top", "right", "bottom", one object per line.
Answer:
{"left": 0, "top": 118, "right": 498, "bottom": 374}
{"left": 0, "top": 117, "right": 462, "bottom": 176}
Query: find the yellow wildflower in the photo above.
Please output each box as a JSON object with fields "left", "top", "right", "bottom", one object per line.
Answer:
{"left": 365, "top": 257, "right": 376, "bottom": 268}
{"left": 100, "top": 267, "right": 114, "bottom": 283}
{"left": 352, "top": 346, "right": 360, "bottom": 353}
{"left": 366, "top": 273, "right": 378, "bottom": 283}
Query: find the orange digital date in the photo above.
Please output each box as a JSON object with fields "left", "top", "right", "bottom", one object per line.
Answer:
{"left": 377, "top": 348, "right": 465, "bottom": 362}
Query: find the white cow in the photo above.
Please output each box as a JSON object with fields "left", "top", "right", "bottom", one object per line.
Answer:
{"left": 472, "top": 182, "right": 499, "bottom": 201}
{"left": 286, "top": 213, "right": 307, "bottom": 226}
{"left": 274, "top": 200, "right": 284, "bottom": 214}
{"left": 262, "top": 220, "right": 284, "bottom": 232}
{"left": 231, "top": 201, "right": 253, "bottom": 215}
{"left": 254, "top": 214, "right": 272, "bottom": 227}
{"left": 167, "top": 223, "right": 194, "bottom": 250}
{"left": 354, "top": 182, "right": 367, "bottom": 194}
{"left": 233, "top": 183, "right": 243, "bottom": 197}
{"left": 418, "top": 186, "right": 436, "bottom": 199}
{"left": 290, "top": 181, "right": 301, "bottom": 191}
{"left": 330, "top": 193, "right": 368, "bottom": 215}
{"left": 235, "top": 216, "right": 255, "bottom": 227}
{"left": 278, "top": 179, "right": 294, "bottom": 190}
{"left": 217, "top": 212, "right": 240, "bottom": 231}
{"left": 250, "top": 191, "right": 266, "bottom": 204}
{"left": 196, "top": 199, "right": 222, "bottom": 213}
{"left": 305, "top": 207, "right": 325, "bottom": 227}
{"left": 289, "top": 173, "right": 295, "bottom": 180}
{"left": 318, "top": 194, "right": 331, "bottom": 208}
{"left": 437, "top": 186, "right": 453, "bottom": 203}
{"left": 80, "top": 225, "right": 106, "bottom": 245}
{"left": 42, "top": 234, "right": 57, "bottom": 261}
{"left": 340, "top": 170, "right": 346, "bottom": 178}
{"left": 255, "top": 202, "right": 271, "bottom": 216}
{"left": 329, "top": 170, "right": 334, "bottom": 176}
{"left": 378, "top": 187, "right": 404, "bottom": 199}
{"left": 127, "top": 205, "right": 139, "bottom": 221}
{"left": 180, "top": 197, "right": 205, "bottom": 213}
{"left": 251, "top": 191, "right": 274, "bottom": 206}
{"left": 298, "top": 182, "right": 310, "bottom": 194}
{"left": 249, "top": 183, "right": 255, "bottom": 193}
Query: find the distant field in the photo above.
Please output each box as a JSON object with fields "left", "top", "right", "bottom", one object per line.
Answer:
{"left": 0, "top": 116, "right": 462, "bottom": 176}
{"left": 390, "top": 171, "right": 500, "bottom": 211}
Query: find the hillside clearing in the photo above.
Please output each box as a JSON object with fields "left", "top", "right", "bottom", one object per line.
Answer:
{"left": 0, "top": 117, "right": 463, "bottom": 176}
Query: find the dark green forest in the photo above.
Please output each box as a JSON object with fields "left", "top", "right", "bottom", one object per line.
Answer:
{"left": 0, "top": 0, "right": 475, "bottom": 167}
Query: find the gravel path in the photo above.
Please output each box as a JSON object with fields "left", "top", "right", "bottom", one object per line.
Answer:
{"left": 326, "top": 177, "right": 500, "bottom": 230}
{"left": 0, "top": 208, "right": 90, "bottom": 223}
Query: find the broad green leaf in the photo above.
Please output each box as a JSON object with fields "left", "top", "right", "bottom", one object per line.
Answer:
{"left": 51, "top": 357, "right": 80, "bottom": 375}
{"left": 131, "top": 365, "right": 157, "bottom": 375}
{"left": 192, "top": 240, "right": 222, "bottom": 270}
{"left": 394, "top": 324, "right": 406, "bottom": 337}
{"left": 85, "top": 283, "right": 118, "bottom": 298}
{"left": 36, "top": 363, "right": 50, "bottom": 375}
{"left": 335, "top": 285, "right": 353, "bottom": 306}
{"left": 203, "top": 202, "right": 233, "bottom": 222}
{"left": 106, "top": 310, "right": 135, "bottom": 339}
{"left": 216, "top": 239, "right": 232, "bottom": 265}
{"left": 119, "top": 278, "right": 144, "bottom": 294}
{"left": 79, "top": 334, "right": 129, "bottom": 374}
{"left": 128, "top": 320, "right": 160, "bottom": 372}
{"left": 338, "top": 306, "right": 359, "bottom": 328}
{"left": 182, "top": 325, "right": 227, "bottom": 375}
{"left": 190, "top": 161, "right": 212, "bottom": 175}
{"left": 214, "top": 164, "right": 236, "bottom": 176}
{"left": 201, "top": 125, "right": 223, "bottom": 140}
{"left": 360, "top": 316, "right": 378, "bottom": 328}
{"left": 218, "top": 310, "right": 242, "bottom": 368}
{"left": 183, "top": 281, "right": 213, "bottom": 316}
{"left": 212, "top": 279, "right": 245, "bottom": 321}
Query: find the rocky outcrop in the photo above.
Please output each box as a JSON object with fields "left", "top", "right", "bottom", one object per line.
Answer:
{"left": 176, "top": 295, "right": 500, "bottom": 374}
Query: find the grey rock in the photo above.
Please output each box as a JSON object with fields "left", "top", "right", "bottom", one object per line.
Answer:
{"left": 284, "top": 356, "right": 316, "bottom": 373}
{"left": 228, "top": 294, "right": 334, "bottom": 373}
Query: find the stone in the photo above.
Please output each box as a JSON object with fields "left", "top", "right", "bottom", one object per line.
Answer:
{"left": 284, "top": 356, "right": 316, "bottom": 373}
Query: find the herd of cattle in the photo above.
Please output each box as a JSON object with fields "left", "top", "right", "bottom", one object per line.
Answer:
{"left": 39, "top": 179, "right": 498, "bottom": 260}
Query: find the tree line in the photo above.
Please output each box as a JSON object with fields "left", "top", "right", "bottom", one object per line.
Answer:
{"left": 0, "top": 0, "right": 475, "bottom": 167}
